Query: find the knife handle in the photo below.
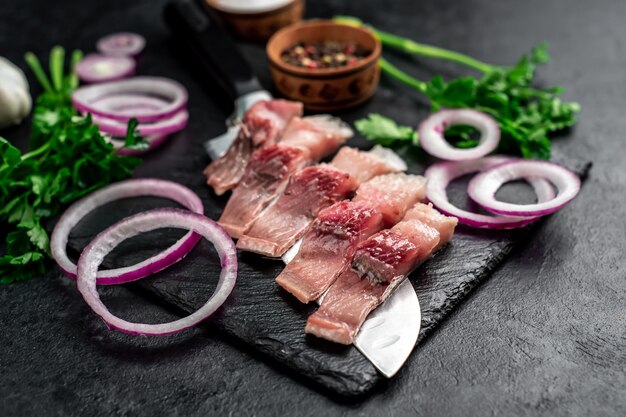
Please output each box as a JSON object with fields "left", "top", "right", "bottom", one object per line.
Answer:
{"left": 163, "top": 0, "right": 263, "bottom": 101}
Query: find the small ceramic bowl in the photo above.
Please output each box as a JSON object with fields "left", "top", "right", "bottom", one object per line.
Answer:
{"left": 266, "top": 20, "right": 382, "bottom": 112}
{"left": 206, "top": 0, "right": 305, "bottom": 42}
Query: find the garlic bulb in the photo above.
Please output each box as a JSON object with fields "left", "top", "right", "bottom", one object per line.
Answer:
{"left": 0, "top": 57, "right": 31, "bottom": 129}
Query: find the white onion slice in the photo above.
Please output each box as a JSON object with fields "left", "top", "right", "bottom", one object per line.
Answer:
{"left": 72, "top": 76, "right": 188, "bottom": 122}
{"left": 92, "top": 109, "right": 189, "bottom": 137}
{"left": 425, "top": 157, "right": 556, "bottom": 229}
{"left": 468, "top": 160, "right": 581, "bottom": 217}
{"left": 51, "top": 179, "right": 204, "bottom": 284}
{"left": 418, "top": 109, "right": 500, "bottom": 161}
{"left": 76, "top": 54, "right": 136, "bottom": 84}
{"left": 97, "top": 32, "right": 146, "bottom": 57}
{"left": 77, "top": 208, "right": 237, "bottom": 336}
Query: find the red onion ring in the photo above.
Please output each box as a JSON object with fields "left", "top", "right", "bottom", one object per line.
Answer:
{"left": 76, "top": 54, "right": 136, "bottom": 84}
{"left": 92, "top": 109, "right": 188, "bottom": 137}
{"left": 51, "top": 179, "right": 204, "bottom": 285}
{"left": 72, "top": 77, "right": 188, "bottom": 122}
{"left": 97, "top": 32, "right": 146, "bottom": 57}
{"left": 419, "top": 109, "right": 500, "bottom": 161}
{"left": 468, "top": 160, "right": 581, "bottom": 217}
{"left": 425, "top": 157, "right": 556, "bottom": 229}
{"left": 91, "top": 94, "right": 170, "bottom": 114}
{"left": 77, "top": 208, "right": 237, "bottom": 336}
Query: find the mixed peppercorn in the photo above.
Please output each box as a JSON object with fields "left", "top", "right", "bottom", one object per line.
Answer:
{"left": 281, "top": 41, "right": 371, "bottom": 69}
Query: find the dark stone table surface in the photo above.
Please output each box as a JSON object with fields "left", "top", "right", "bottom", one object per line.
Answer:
{"left": 1, "top": 0, "right": 624, "bottom": 415}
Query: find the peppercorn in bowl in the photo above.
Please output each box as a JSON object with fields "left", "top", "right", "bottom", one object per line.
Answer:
{"left": 266, "top": 20, "right": 382, "bottom": 111}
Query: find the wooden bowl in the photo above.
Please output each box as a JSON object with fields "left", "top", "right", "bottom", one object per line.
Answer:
{"left": 206, "top": 0, "right": 305, "bottom": 42}
{"left": 266, "top": 20, "right": 382, "bottom": 112}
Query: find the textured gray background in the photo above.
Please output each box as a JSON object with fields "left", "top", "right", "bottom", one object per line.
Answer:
{"left": 1, "top": 0, "right": 625, "bottom": 415}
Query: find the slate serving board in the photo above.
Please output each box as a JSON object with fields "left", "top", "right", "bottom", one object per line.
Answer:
{"left": 64, "top": 128, "right": 590, "bottom": 398}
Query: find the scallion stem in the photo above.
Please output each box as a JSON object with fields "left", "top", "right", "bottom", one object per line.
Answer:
{"left": 49, "top": 46, "right": 65, "bottom": 92}
{"left": 68, "top": 50, "right": 83, "bottom": 90}
{"left": 377, "top": 31, "right": 495, "bottom": 73}
{"left": 379, "top": 58, "right": 428, "bottom": 93}
{"left": 334, "top": 16, "right": 496, "bottom": 73}
{"left": 24, "top": 52, "right": 53, "bottom": 93}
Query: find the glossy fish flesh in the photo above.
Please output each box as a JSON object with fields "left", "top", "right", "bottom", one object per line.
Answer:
{"left": 204, "top": 100, "right": 303, "bottom": 195}
{"left": 305, "top": 204, "right": 456, "bottom": 344}
{"left": 237, "top": 165, "right": 359, "bottom": 257}
{"left": 280, "top": 115, "right": 353, "bottom": 161}
{"left": 353, "top": 173, "right": 427, "bottom": 226}
{"left": 237, "top": 146, "right": 399, "bottom": 258}
{"left": 275, "top": 200, "right": 385, "bottom": 303}
{"left": 218, "top": 144, "right": 309, "bottom": 238}
{"left": 218, "top": 116, "right": 352, "bottom": 238}
{"left": 330, "top": 145, "right": 405, "bottom": 184}
{"left": 275, "top": 173, "right": 427, "bottom": 303}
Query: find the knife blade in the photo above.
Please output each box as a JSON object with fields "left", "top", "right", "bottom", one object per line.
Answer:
{"left": 164, "top": 0, "right": 421, "bottom": 378}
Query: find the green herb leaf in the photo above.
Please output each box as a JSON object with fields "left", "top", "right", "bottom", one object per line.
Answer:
{"left": 355, "top": 114, "right": 416, "bottom": 146}
{"left": 0, "top": 48, "right": 142, "bottom": 284}
{"left": 530, "top": 43, "right": 550, "bottom": 64}
{"left": 123, "top": 118, "right": 149, "bottom": 150}
{"left": 438, "top": 77, "right": 477, "bottom": 107}
{"left": 0, "top": 137, "right": 22, "bottom": 166}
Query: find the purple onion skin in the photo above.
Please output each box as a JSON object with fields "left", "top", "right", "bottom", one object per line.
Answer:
{"left": 72, "top": 98, "right": 188, "bottom": 123}
{"left": 61, "top": 233, "right": 202, "bottom": 284}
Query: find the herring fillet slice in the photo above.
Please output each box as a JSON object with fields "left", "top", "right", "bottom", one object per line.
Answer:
{"left": 305, "top": 204, "right": 457, "bottom": 345}
{"left": 401, "top": 202, "right": 458, "bottom": 250}
{"left": 236, "top": 166, "right": 359, "bottom": 257}
{"left": 275, "top": 200, "right": 384, "bottom": 303}
{"left": 280, "top": 115, "right": 353, "bottom": 161}
{"left": 237, "top": 146, "right": 405, "bottom": 258}
{"left": 218, "top": 144, "right": 309, "bottom": 238}
{"left": 330, "top": 145, "right": 405, "bottom": 183}
{"left": 275, "top": 173, "right": 428, "bottom": 304}
{"left": 353, "top": 173, "right": 427, "bottom": 226}
{"left": 218, "top": 116, "right": 352, "bottom": 238}
{"left": 204, "top": 130, "right": 250, "bottom": 196}
{"left": 203, "top": 100, "right": 303, "bottom": 195}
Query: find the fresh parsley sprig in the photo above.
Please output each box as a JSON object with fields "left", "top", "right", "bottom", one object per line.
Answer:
{"left": 0, "top": 47, "right": 143, "bottom": 284}
{"left": 336, "top": 17, "right": 580, "bottom": 159}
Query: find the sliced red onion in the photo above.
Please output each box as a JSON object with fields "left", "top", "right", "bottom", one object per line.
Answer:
{"left": 107, "top": 133, "right": 170, "bottom": 156}
{"left": 92, "top": 109, "right": 189, "bottom": 137}
{"left": 51, "top": 179, "right": 204, "bottom": 285}
{"left": 76, "top": 54, "right": 136, "bottom": 84}
{"left": 91, "top": 94, "right": 170, "bottom": 114}
{"left": 468, "top": 160, "right": 581, "bottom": 217}
{"left": 72, "top": 76, "right": 188, "bottom": 122}
{"left": 419, "top": 109, "right": 500, "bottom": 161}
{"left": 425, "top": 157, "right": 556, "bottom": 229}
{"left": 77, "top": 208, "right": 237, "bottom": 336}
{"left": 97, "top": 32, "right": 146, "bottom": 57}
